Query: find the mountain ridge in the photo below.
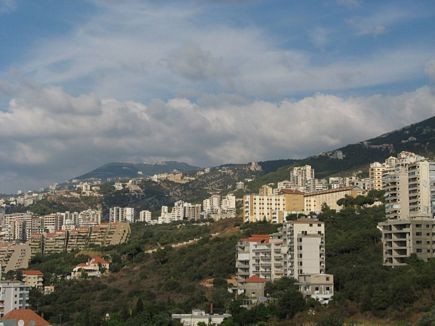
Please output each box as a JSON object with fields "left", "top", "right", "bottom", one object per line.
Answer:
{"left": 75, "top": 161, "right": 200, "bottom": 181}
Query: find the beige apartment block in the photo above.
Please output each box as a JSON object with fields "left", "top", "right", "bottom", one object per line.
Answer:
{"left": 369, "top": 162, "right": 386, "bottom": 190}
{"left": 0, "top": 243, "right": 31, "bottom": 272}
{"left": 379, "top": 216, "right": 435, "bottom": 267}
{"left": 303, "top": 187, "right": 362, "bottom": 214}
{"left": 243, "top": 186, "right": 361, "bottom": 223}
{"left": 30, "top": 222, "right": 131, "bottom": 256}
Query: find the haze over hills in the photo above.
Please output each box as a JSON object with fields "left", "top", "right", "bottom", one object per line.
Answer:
{"left": 75, "top": 161, "right": 200, "bottom": 180}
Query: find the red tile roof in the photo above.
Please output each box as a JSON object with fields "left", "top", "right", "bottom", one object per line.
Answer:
{"left": 22, "top": 270, "right": 43, "bottom": 276}
{"left": 90, "top": 256, "right": 109, "bottom": 265}
{"left": 243, "top": 275, "right": 268, "bottom": 283}
{"left": 243, "top": 234, "right": 270, "bottom": 243}
{"left": 2, "top": 309, "right": 50, "bottom": 326}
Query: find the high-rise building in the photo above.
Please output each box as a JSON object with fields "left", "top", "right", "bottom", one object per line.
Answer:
{"left": 236, "top": 219, "right": 333, "bottom": 304}
{"left": 383, "top": 157, "right": 435, "bottom": 220}
{"left": 379, "top": 152, "right": 435, "bottom": 267}
{"left": 290, "top": 165, "right": 315, "bottom": 190}
{"left": 139, "top": 210, "right": 152, "bottom": 223}
{"left": 109, "top": 207, "right": 135, "bottom": 223}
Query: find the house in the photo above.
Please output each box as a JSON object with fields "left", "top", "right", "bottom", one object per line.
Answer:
{"left": 22, "top": 270, "right": 44, "bottom": 289}
{"left": 71, "top": 256, "right": 110, "bottom": 279}
{"left": 238, "top": 276, "right": 268, "bottom": 308}
{"left": 1, "top": 308, "right": 50, "bottom": 326}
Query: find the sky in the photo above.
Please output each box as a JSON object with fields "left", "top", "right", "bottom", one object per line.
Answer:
{"left": 0, "top": 0, "right": 435, "bottom": 193}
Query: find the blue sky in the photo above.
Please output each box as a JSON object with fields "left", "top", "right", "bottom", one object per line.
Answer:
{"left": 0, "top": 0, "right": 435, "bottom": 192}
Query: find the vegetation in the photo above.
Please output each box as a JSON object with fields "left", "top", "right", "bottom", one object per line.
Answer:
{"left": 27, "top": 197, "right": 435, "bottom": 325}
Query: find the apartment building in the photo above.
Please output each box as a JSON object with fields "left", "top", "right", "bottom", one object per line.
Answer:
{"left": 379, "top": 216, "right": 435, "bottom": 267}
{"left": 2, "top": 213, "right": 33, "bottom": 242}
{"left": 42, "top": 213, "right": 64, "bottom": 233}
{"left": 203, "top": 194, "right": 236, "bottom": 220}
{"left": 243, "top": 186, "right": 360, "bottom": 223}
{"left": 0, "top": 281, "right": 30, "bottom": 317}
{"left": 0, "top": 243, "right": 31, "bottom": 272}
{"left": 290, "top": 165, "right": 315, "bottom": 190}
{"left": 109, "top": 207, "right": 135, "bottom": 223}
{"left": 369, "top": 162, "right": 386, "bottom": 190}
{"left": 304, "top": 187, "right": 362, "bottom": 214}
{"left": 243, "top": 188, "right": 305, "bottom": 223}
{"left": 183, "top": 203, "right": 202, "bottom": 221}
{"left": 383, "top": 157, "right": 435, "bottom": 220}
{"left": 236, "top": 234, "right": 284, "bottom": 282}
{"left": 22, "top": 270, "right": 44, "bottom": 289}
{"left": 77, "top": 209, "right": 102, "bottom": 227}
{"left": 30, "top": 223, "right": 131, "bottom": 256}
{"left": 378, "top": 152, "right": 435, "bottom": 267}
{"left": 138, "top": 210, "right": 152, "bottom": 223}
{"left": 235, "top": 219, "right": 333, "bottom": 304}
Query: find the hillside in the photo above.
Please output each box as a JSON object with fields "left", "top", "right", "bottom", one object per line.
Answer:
{"left": 250, "top": 115, "right": 435, "bottom": 190}
{"left": 75, "top": 161, "right": 200, "bottom": 180}
{"left": 27, "top": 205, "right": 435, "bottom": 325}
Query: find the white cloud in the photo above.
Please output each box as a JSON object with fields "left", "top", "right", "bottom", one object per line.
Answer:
{"left": 1, "top": 80, "right": 435, "bottom": 192}
{"left": 309, "top": 27, "right": 330, "bottom": 49}
{"left": 347, "top": 8, "right": 415, "bottom": 36}
{"left": 9, "top": 1, "right": 433, "bottom": 101}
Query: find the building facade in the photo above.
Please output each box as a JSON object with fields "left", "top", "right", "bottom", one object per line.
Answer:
{"left": 236, "top": 219, "right": 333, "bottom": 304}
{"left": 0, "top": 281, "right": 30, "bottom": 317}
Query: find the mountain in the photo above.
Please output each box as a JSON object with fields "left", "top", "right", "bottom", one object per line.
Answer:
{"left": 249, "top": 115, "right": 435, "bottom": 189}
{"left": 75, "top": 161, "right": 200, "bottom": 180}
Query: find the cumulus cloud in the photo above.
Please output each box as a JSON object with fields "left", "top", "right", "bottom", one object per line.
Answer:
{"left": 1, "top": 81, "right": 435, "bottom": 192}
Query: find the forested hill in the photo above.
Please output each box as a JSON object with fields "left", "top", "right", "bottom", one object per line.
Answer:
{"left": 251, "top": 115, "right": 435, "bottom": 188}
{"left": 76, "top": 161, "right": 200, "bottom": 180}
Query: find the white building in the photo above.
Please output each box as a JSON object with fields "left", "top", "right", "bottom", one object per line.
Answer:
{"left": 172, "top": 310, "right": 231, "bottom": 326}
{"left": 236, "top": 219, "right": 333, "bottom": 304}
{"left": 289, "top": 165, "right": 315, "bottom": 190}
{"left": 383, "top": 154, "right": 435, "bottom": 220}
{"left": 203, "top": 194, "right": 236, "bottom": 220}
{"left": 109, "top": 207, "right": 135, "bottom": 223}
{"left": 139, "top": 210, "right": 152, "bottom": 223}
{"left": 0, "top": 281, "right": 30, "bottom": 317}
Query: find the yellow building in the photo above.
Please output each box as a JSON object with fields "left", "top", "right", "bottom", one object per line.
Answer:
{"left": 304, "top": 187, "right": 362, "bottom": 213}
{"left": 243, "top": 187, "right": 362, "bottom": 223}
{"left": 243, "top": 190, "right": 304, "bottom": 223}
